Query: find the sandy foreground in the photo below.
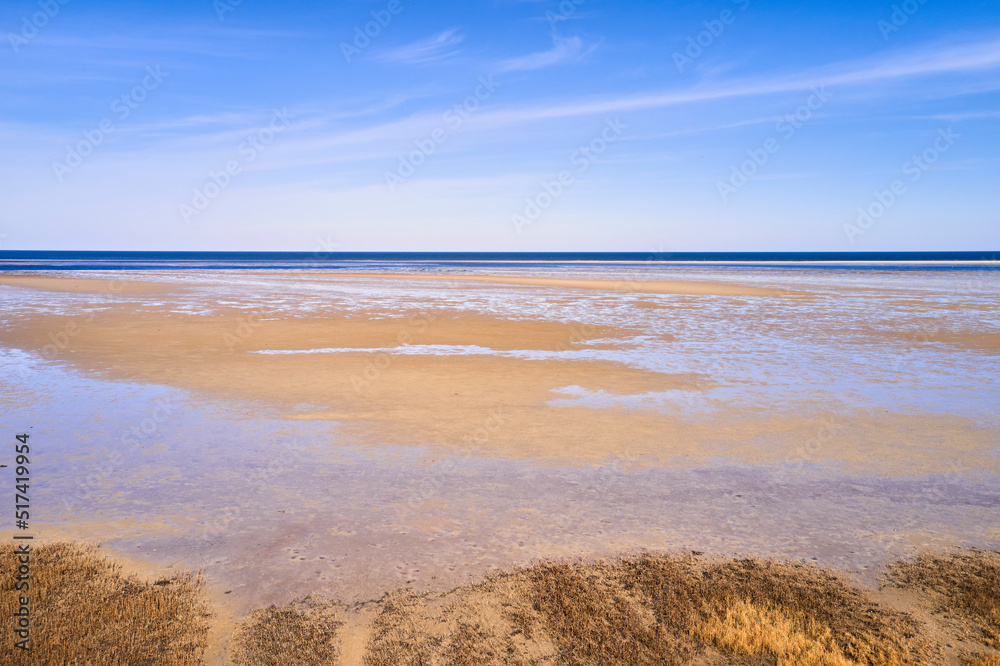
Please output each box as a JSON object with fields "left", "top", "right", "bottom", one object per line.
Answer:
{"left": 1, "top": 269, "right": 998, "bottom": 662}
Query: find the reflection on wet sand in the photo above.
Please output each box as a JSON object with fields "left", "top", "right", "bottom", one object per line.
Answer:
{"left": 0, "top": 268, "right": 998, "bottom": 649}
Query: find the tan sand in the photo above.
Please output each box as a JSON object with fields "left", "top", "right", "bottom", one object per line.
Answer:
{"left": 0, "top": 272, "right": 793, "bottom": 297}
{"left": 275, "top": 271, "right": 798, "bottom": 296}
{"left": 0, "top": 276, "right": 997, "bottom": 475}
{"left": 0, "top": 275, "right": 188, "bottom": 295}
{"left": 14, "top": 538, "right": 1000, "bottom": 666}
{"left": 4, "top": 271, "right": 998, "bottom": 665}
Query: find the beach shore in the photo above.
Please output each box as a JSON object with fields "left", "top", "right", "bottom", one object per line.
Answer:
{"left": 1, "top": 268, "right": 998, "bottom": 662}
{"left": 0, "top": 273, "right": 996, "bottom": 471}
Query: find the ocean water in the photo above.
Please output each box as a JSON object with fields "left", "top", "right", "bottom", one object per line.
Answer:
{"left": 0, "top": 250, "right": 997, "bottom": 271}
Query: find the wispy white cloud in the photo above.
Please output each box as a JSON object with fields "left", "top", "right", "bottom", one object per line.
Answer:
{"left": 924, "top": 110, "right": 1000, "bottom": 121}
{"left": 373, "top": 29, "right": 464, "bottom": 64}
{"left": 474, "top": 32, "right": 1000, "bottom": 126}
{"left": 621, "top": 116, "right": 779, "bottom": 142}
{"left": 7, "top": 32, "right": 999, "bottom": 193}
{"left": 31, "top": 34, "right": 1000, "bottom": 173}
{"left": 495, "top": 35, "right": 597, "bottom": 72}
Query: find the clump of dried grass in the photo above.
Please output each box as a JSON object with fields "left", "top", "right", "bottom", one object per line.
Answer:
{"left": 695, "top": 598, "right": 853, "bottom": 665}
{"left": 361, "top": 553, "right": 927, "bottom": 666}
{"left": 519, "top": 560, "right": 697, "bottom": 665}
{"left": 231, "top": 596, "right": 344, "bottom": 666}
{"left": 964, "top": 655, "right": 1000, "bottom": 666}
{"left": 15, "top": 543, "right": 995, "bottom": 665}
{"left": 362, "top": 582, "right": 561, "bottom": 666}
{"left": 0, "top": 541, "right": 211, "bottom": 664}
{"left": 362, "top": 591, "right": 436, "bottom": 664}
{"left": 652, "top": 556, "right": 924, "bottom": 665}
{"left": 886, "top": 549, "right": 1000, "bottom": 652}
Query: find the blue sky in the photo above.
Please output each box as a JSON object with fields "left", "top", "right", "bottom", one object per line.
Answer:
{"left": 1, "top": 0, "right": 998, "bottom": 251}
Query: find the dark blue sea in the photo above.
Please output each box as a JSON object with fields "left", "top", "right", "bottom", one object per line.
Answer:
{"left": 0, "top": 250, "right": 997, "bottom": 271}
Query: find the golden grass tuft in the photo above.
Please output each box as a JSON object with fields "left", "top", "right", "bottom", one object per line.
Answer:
{"left": 661, "top": 556, "right": 924, "bottom": 665}
{"left": 0, "top": 541, "right": 211, "bottom": 664}
{"left": 519, "top": 560, "right": 697, "bottom": 665}
{"left": 230, "top": 597, "right": 344, "bottom": 665}
{"left": 964, "top": 655, "right": 1000, "bottom": 666}
{"left": 887, "top": 549, "right": 1000, "bottom": 650}
{"left": 695, "top": 598, "right": 854, "bottom": 665}
{"left": 359, "top": 553, "right": 927, "bottom": 665}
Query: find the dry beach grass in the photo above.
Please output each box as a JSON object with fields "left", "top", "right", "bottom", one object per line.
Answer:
{"left": 230, "top": 548, "right": 1000, "bottom": 665}
{"left": 4, "top": 542, "right": 1000, "bottom": 664}
{"left": 238, "top": 549, "right": 1000, "bottom": 665}
{"left": 885, "top": 549, "right": 1000, "bottom": 657}
{"left": 0, "top": 542, "right": 211, "bottom": 664}
{"left": 348, "top": 553, "right": 928, "bottom": 666}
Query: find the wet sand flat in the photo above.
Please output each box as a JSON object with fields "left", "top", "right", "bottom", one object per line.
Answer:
{"left": 0, "top": 275, "right": 185, "bottom": 294}
{"left": 0, "top": 277, "right": 996, "bottom": 473}
{"left": 274, "top": 271, "right": 797, "bottom": 296}
{"left": 0, "top": 266, "right": 998, "bottom": 640}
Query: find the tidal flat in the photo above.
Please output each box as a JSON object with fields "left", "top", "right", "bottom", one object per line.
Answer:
{"left": 1, "top": 265, "right": 998, "bottom": 663}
